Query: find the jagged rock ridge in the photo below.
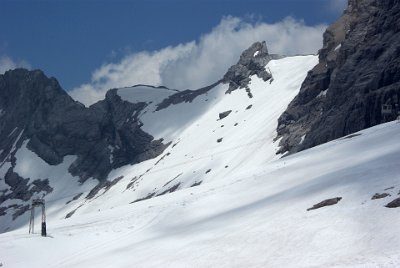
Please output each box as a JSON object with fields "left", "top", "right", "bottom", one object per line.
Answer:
{"left": 276, "top": 0, "right": 400, "bottom": 154}
{"left": 156, "top": 41, "right": 278, "bottom": 110}
{"left": 0, "top": 70, "right": 167, "bottom": 205}
{"left": 223, "top": 41, "right": 276, "bottom": 94}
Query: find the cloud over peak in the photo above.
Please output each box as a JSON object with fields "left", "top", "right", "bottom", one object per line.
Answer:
{"left": 71, "top": 16, "right": 327, "bottom": 106}
{"left": 0, "top": 55, "right": 31, "bottom": 74}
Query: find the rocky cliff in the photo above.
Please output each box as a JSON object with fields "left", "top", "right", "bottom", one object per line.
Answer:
{"left": 0, "top": 69, "right": 167, "bottom": 204}
{"left": 276, "top": 0, "right": 400, "bottom": 154}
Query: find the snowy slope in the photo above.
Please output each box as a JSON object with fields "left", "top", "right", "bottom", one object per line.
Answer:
{"left": 1, "top": 53, "right": 399, "bottom": 267}
{"left": 71, "top": 55, "right": 318, "bottom": 216}
{"left": 0, "top": 54, "right": 317, "bottom": 233}
{"left": 0, "top": 140, "right": 98, "bottom": 232}
{"left": 1, "top": 121, "right": 399, "bottom": 268}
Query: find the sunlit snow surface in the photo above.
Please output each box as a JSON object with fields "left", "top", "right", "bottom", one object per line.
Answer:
{"left": 1, "top": 55, "right": 399, "bottom": 267}
{"left": 1, "top": 121, "right": 400, "bottom": 268}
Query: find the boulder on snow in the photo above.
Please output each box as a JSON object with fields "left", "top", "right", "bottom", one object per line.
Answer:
{"left": 218, "top": 110, "right": 232, "bottom": 120}
{"left": 307, "top": 197, "right": 342, "bottom": 211}
{"left": 385, "top": 197, "right": 400, "bottom": 208}
{"left": 371, "top": 193, "right": 391, "bottom": 200}
{"left": 190, "top": 181, "right": 202, "bottom": 187}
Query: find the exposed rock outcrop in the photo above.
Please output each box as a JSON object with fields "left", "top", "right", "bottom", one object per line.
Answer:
{"left": 156, "top": 81, "right": 221, "bottom": 111}
{"left": 385, "top": 197, "right": 400, "bottom": 208}
{"left": 218, "top": 110, "right": 232, "bottom": 120}
{"left": 371, "top": 193, "right": 391, "bottom": 200}
{"left": 223, "top": 41, "right": 276, "bottom": 94}
{"left": 307, "top": 197, "right": 342, "bottom": 211}
{"left": 276, "top": 0, "right": 400, "bottom": 154}
{"left": 152, "top": 41, "right": 277, "bottom": 111}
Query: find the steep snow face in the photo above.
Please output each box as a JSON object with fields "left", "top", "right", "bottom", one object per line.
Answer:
{"left": 138, "top": 56, "right": 318, "bottom": 144}
{"left": 78, "top": 55, "right": 318, "bottom": 213}
{"left": 1, "top": 121, "right": 399, "bottom": 268}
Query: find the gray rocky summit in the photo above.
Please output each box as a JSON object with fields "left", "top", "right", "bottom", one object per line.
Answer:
{"left": 223, "top": 41, "right": 274, "bottom": 94}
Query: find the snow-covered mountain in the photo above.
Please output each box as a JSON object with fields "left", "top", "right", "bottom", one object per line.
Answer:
{"left": 0, "top": 39, "right": 317, "bottom": 231}
{"left": 1, "top": 0, "right": 400, "bottom": 267}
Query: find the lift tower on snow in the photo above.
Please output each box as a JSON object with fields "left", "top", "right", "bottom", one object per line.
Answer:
{"left": 28, "top": 197, "right": 47, "bottom": 237}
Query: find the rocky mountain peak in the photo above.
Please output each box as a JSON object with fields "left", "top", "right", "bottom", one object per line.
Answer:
{"left": 0, "top": 68, "right": 72, "bottom": 106}
{"left": 148, "top": 41, "right": 276, "bottom": 110}
{"left": 223, "top": 41, "right": 273, "bottom": 94}
{"left": 0, "top": 68, "right": 168, "bottom": 207}
{"left": 238, "top": 41, "right": 270, "bottom": 67}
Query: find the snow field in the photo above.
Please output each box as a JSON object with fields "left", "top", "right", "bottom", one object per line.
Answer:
{"left": 1, "top": 121, "right": 399, "bottom": 267}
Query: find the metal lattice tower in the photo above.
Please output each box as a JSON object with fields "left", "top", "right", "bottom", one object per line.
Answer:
{"left": 28, "top": 198, "right": 47, "bottom": 237}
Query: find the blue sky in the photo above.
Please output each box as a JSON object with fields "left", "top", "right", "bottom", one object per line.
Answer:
{"left": 0, "top": 0, "right": 346, "bottom": 104}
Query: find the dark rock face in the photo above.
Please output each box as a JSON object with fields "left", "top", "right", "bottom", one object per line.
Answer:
{"left": 0, "top": 207, "right": 6, "bottom": 216}
{"left": 307, "top": 197, "right": 342, "bottom": 211}
{"left": 223, "top": 41, "right": 275, "bottom": 94}
{"left": 0, "top": 69, "right": 167, "bottom": 204}
{"left": 69, "top": 89, "right": 167, "bottom": 182}
{"left": 2, "top": 168, "right": 53, "bottom": 203}
{"left": 277, "top": 0, "right": 400, "bottom": 154}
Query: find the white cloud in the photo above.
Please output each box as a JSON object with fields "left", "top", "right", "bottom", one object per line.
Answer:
{"left": 0, "top": 55, "right": 31, "bottom": 74}
{"left": 71, "top": 16, "right": 327, "bottom": 106}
